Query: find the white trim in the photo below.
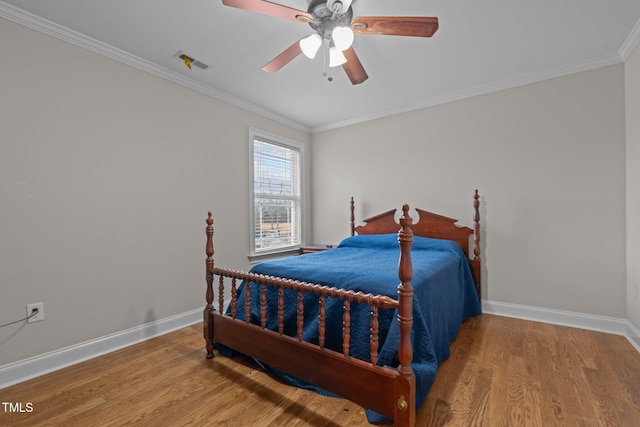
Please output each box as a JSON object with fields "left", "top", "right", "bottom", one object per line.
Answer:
{"left": 0, "top": 308, "right": 202, "bottom": 389}
{"left": 620, "top": 17, "right": 640, "bottom": 60}
{"left": 482, "top": 299, "right": 640, "bottom": 353}
{"left": 625, "top": 321, "right": 640, "bottom": 353}
{"left": 248, "top": 128, "right": 305, "bottom": 258}
{"left": 0, "top": 2, "right": 310, "bottom": 134}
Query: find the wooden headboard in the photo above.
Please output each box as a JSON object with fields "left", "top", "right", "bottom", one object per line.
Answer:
{"left": 350, "top": 190, "right": 481, "bottom": 298}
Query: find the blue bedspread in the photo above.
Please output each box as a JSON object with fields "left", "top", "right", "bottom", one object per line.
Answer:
{"left": 221, "top": 234, "right": 481, "bottom": 422}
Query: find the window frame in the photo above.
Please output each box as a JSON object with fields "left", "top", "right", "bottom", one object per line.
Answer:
{"left": 248, "top": 128, "right": 305, "bottom": 261}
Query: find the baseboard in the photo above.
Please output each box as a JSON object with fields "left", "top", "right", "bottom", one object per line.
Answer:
{"left": 3, "top": 302, "right": 638, "bottom": 389}
{"left": 482, "top": 299, "right": 640, "bottom": 353}
{"left": 625, "top": 320, "right": 640, "bottom": 353}
{"left": 0, "top": 308, "right": 202, "bottom": 389}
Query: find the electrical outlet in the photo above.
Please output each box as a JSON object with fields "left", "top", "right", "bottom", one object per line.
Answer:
{"left": 26, "top": 302, "right": 44, "bottom": 323}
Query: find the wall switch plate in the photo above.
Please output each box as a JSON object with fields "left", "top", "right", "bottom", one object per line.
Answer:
{"left": 27, "top": 302, "right": 44, "bottom": 323}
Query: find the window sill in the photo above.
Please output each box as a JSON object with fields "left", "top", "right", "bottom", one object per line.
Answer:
{"left": 248, "top": 248, "right": 300, "bottom": 265}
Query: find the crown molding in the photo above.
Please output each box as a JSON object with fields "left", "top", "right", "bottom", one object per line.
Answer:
{"left": 2, "top": 1, "right": 635, "bottom": 136}
{"left": 0, "top": 2, "right": 310, "bottom": 134}
{"left": 311, "top": 52, "right": 624, "bottom": 133}
{"left": 620, "top": 17, "right": 640, "bottom": 60}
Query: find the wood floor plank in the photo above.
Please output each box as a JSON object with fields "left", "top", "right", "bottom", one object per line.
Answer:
{"left": 532, "top": 323, "right": 565, "bottom": 426}
{"left": 1, "top": 314, "right": 639, "bottom": 426}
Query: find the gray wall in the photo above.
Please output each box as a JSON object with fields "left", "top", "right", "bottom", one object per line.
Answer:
{"left": 310, "top": 64, "right": 627, "bottom": 319}
{"left": 627, "top": 42, "right": 640, "bottom": 330}
{"left": 0, "top": 17, "right": 311, "bottom": 366}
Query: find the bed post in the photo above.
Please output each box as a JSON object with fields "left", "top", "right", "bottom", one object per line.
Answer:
{"left": 204, "top": 212, "right": 215, "bottom": 359}
{"left": 350, "top": 197, "right": 355, "bottom": 236}
{"left": 472, "top": 190, "right": 481, "bottom": 300}
{"left": 396, "top": 204, "right": 416, "bottom": 427}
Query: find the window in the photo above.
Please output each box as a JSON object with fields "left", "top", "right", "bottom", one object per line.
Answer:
{"left": 249, "top": 129, "right": 303, "bottom": 257}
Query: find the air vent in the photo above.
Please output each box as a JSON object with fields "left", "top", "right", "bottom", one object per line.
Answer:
{"left": 173, "top": 51, "right": 209, "bottom": 70}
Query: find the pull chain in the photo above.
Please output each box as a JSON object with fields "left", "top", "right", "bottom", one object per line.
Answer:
{"left": 322, "top": 39, "right": 333, "bottom": 82}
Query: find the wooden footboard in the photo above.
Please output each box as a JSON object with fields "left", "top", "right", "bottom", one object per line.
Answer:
{"left": 204, "top": 206, "right": 417, "bottom": 427}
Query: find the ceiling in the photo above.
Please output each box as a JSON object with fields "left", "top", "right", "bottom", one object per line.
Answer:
{"left": 2, "top": 0, "right": 640, "bottom": 132}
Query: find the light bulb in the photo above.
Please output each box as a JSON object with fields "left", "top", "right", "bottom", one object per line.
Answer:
{"left": 299, "top": 33, "right": 322, "bottom": 59}
{"left": 329, "top": 47, "right": 347, "bottom": 67}
{"left": 332, "top": 26, "right": 354, "bottom": 51}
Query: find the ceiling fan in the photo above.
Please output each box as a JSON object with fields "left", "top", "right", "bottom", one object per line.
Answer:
{"left": 221, "top": 0, "right": 439, "bottom": 85}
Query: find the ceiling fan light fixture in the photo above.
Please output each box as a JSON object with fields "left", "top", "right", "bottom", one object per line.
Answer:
{"left": 300, "top": 33, "right": 322, "bottom": 59}
{"left": 329, "top": 46, "right": 347, "bottom": 67}
{"left": 332, "top": 26, "right": 354, "bottom": 51}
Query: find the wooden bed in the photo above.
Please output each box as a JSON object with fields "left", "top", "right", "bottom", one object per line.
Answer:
{"left": 203, "top": 190, "right": 481, "bottom": 427}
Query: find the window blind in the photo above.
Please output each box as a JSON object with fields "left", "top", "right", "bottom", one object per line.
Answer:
{"left": 253, "top": 138, "right": 301, "bottom": 252}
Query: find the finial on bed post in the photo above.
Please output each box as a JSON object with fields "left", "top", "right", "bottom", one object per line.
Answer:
{"left": 204, "top": 211, "right": 215, "bottom": 359}
{"left": 472, "top": 190, "right": 481, "bottom": 300}
{"left": 350, "top": 197, "right": 355, "bottom": 236}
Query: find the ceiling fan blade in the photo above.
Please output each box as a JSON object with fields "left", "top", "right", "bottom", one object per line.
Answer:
{"left": 342, "top": 47, "right": 368, "bottom": 85}
{"left": 222, "top": 0, "right": 312, "bottom": 23}
{"left": 262, "top": 40, "right": 303, "bottom": 72}
{"left": 351, "top": 16, "right": 439, "bottom": 37}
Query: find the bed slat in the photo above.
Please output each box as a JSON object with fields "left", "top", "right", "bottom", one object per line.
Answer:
{"left": 297, "top": 291, "right": 304, "bottom": 341}
{"left": 277, "top": 287, "right": 284, "bottom": 334}
{"left": 343, "top": 301, "right": 351, "bottom": 357}
{"left": 260, "top": 283, "right": 267, "bottom": 329}
{"left": 371, "top": 305, "right": 379, "bottom": 365}
{"left": 245, "top": 280, "right": 251, "bottom": 324}
{"left": 231, "top": 278, "right": 237, "bottom": 318}
{"left": 218, "top": 276, "right": 224, "bottom": 317}
{"left": 319, "top": 295, "right": 326, "bottom": 349}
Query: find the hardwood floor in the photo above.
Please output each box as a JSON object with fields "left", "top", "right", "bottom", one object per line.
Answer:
{"left": 1, "top": 314, "right": 639, "bottom": 426}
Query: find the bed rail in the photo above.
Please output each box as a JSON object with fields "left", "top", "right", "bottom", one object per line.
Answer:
{"left": 212, "top": 267, "right": 398, "bottom": 364}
